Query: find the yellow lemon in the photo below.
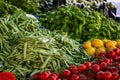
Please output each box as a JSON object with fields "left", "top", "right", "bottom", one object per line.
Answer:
{"left": 91, "top": 39, "right": 104, "bottom": 48}
{"left": 83, "top": 41, "right": 91, "bottom": 49}
{"left": 105, "top": 40, "right": 116, "bottom": 48}
{"left": 107, "top": 46, "right": 116, "bottom": 51}
{"left": 85, "top": 47, "right": 95, "bottom": 56}
{"left": 112, "top": 41, "right": 117, "bottom": 46}
{"left": 116, "top": 42, "right": 120, "bottom": 48}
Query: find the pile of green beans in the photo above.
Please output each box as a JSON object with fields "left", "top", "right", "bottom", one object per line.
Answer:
{"left": 0, "top": 12, "right": 89, "bottom": 79}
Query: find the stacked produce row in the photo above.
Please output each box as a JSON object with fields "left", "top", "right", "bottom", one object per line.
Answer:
{"left": 33, "top": 48, "right": 120, "bottom": 80}
{"left": 0, "top": 0, "right": 120, "bottom": 80}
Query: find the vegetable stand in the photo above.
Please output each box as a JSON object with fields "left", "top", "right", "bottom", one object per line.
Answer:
{"left": 0, "top": 0, "right": 120, "bottom": 80}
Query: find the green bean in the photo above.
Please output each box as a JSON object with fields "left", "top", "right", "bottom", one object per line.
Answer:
{"left": 40, "top": 56, "right": 51, "bottom": 69}
{"left": 23, "top": 42, "right": 27, "bottom": 59}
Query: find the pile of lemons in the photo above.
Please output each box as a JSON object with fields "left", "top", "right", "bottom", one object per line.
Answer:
{"left": 83, "top": 39, "right": 120, "bottom": 56}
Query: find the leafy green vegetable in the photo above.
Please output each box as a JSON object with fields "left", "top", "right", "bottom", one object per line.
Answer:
{"left": 40, "top": 5, "right": 120, "bottom": 42}
{"left": 3, "top": 0, "right": 40, "bottom": 14}
{"left": 0, "top": 1, "right": 23, "bottom": 17}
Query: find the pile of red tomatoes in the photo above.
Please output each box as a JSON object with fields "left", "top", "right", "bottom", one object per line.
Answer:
{"left": 33, "top": 48, "right": 120, "bottom": 80}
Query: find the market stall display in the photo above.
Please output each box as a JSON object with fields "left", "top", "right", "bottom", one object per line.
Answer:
{"left": 33, "top": 48, "right": 120, "bottom": 80}
{"left": 0, "top": 0, "right": 120, "bottom": 80}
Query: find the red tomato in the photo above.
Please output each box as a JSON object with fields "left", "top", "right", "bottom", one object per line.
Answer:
{"left": 71, "top": 68, "right": 78, "bottom": 74}
{"left": 92, "top": 64, "right": 100, "bottom": 72}
{"left": 56, "top": 78, "right": 61, "bottom": 80}
{"left": 113, "top": 55, "right": 118, "bottom": 62}
{"left": 111, "top": 72, "right": 119, "bottom": 80}
{"left": 0, "top": 72, "right": 16, "bottom": 80}
{"left": 84, "top": 62, "right": 91, "bottom": 69}
{"left": 96, "top": 71, "right": 104, "bottom": 80}
{"left": 97, "top": 52, "right": 106, "bottom": 57}
{"left": 118, "top": 63, "right": 120, "bottom": 67}
{"left": 113, "top": 48, "right": 120, "bottom": 56}
{"left": 51, "top": 73, "right": 59, "bottom": 78}
{"left": 100, "top": 62, "right": 107, "bottom": 69}
{"left": 46, "top": 70, "right": 51, "bottom": 75}
{"left": 78, "top": 64, "right": 87, "bottom": 73}
{"left": 40, "top": 72, "right": 49, "bottom": 80}
{"left": 33, "top": 73, "right": 40, "bottom": 80}
{"left": 109, "top": 58, "right": 113, "bottom": 63}
{"left": 104, "top": 58, "right": 111, "bottom": 64}
{"left": 62, "top": 69, "right": 71, "bottom": 78}
{"left": 103, "top": 71, "right": 112, "bottom": 80}
{"left": 108, "top": 63, "right": 113, "bottom": 67}
{"left": 107, "top": 51, "right": 115, "bottom": 58}
{"left": 49, "top": 75, "right": 57, "bottom": 80}
{"left": 69, "top": 65, "right": 78, "bottom": 74}
{"left": 70, "top": 74, "right": 79, "bottom": 80}
{"left": 69, "top": 65, "right": 77, "bottom": 70}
